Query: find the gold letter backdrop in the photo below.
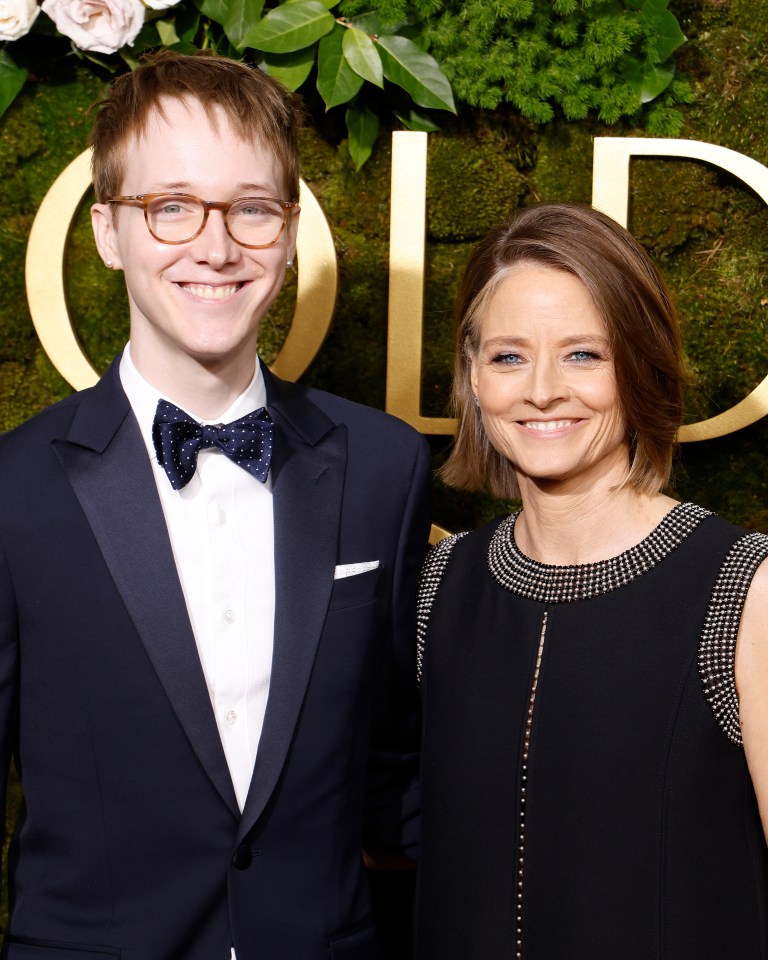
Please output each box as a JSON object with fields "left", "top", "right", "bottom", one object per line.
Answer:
{"left": 25, "top": 135, "right": 768, "bottom": 471}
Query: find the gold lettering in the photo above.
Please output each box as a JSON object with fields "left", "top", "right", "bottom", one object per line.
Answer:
{"left": 25, "top": 136, "right": 768, "bottom": 445}
{"left": 592, "top": 137, "right": 768, "bottom": 442}
{"left": 385, "top": 132, "right": 455, "bottom": 435}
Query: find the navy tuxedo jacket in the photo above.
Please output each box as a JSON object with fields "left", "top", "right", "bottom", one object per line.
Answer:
{"left": 0, "top": 358, "right": 431, "bottom": 960}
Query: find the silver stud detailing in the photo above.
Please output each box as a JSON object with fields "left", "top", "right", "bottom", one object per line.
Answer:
{"left": 698, "top": 530, "right": 768, "bottom": 745}
{"left": 488, "top": 502, "right": 711, "bottom": 603}
{"left": 516, "top": 611, "right": 548, "bottom": 958}
{"left": 416, "top": 532, "right": 468, "bottom": 683}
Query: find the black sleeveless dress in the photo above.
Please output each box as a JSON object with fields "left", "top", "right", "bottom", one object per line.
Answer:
{"left": 415, "top": 503, "right": 768, "bottom": 960}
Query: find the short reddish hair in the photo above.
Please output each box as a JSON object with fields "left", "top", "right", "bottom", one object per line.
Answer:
{"left": 89, "top": 50, "right": 302, "bottom": 202}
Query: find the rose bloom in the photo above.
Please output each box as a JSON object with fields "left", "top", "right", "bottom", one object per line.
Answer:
{"left": 0, "top": 0, "right": 40, "bottom": 41}
{"left": 143, "top": 0, "right": 178, "bottom": 9}
{"left": 40, "top": 0, "right": 145, "bottom": 53}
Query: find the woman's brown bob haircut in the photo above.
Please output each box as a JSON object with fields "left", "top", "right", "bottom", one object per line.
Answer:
{"left": 441, "top": 201, "right": 687, "bottom": 498}
{"left": 89, "top": 50, "right": 302, "bottom": 203}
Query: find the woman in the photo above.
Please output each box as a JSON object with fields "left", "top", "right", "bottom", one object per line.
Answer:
{"left": 415, "top": 202, "right": 768, "bottom": 960}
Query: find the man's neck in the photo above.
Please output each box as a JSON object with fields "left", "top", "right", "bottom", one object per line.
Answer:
{"left": 129, "top": 344, "right": 260, "bottom": 420}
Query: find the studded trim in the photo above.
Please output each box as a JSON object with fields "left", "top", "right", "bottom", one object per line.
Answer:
{"left": 487, "top": 502, "right": 712, "bottom": 603}
{"left": 417, "top": 532, "right": 468, "bottom": 684}
{"left": 698, "top": 531, "right": 768, "bottom": 745}
{"left": 516, "top": 611, "right": 548, "bottom": 959}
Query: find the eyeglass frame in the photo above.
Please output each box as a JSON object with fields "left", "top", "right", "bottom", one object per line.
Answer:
{"left": 104, "top": 193, "right": 300, "bottom": 249}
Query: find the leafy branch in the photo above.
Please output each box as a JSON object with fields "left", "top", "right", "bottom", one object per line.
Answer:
{"left": 338, "top": 0, "right": 692, "bottom": 134}
{"left": 0, "top": 0, "right": 690, "bottom": 168}
{"left": 0, "top": 0, "right": 456, "bottom": 168}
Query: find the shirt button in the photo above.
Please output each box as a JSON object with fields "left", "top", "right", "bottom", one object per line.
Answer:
{"left": 226, "top": 710, "right": 238, "bottom": 726}
{"left": 224, "top": 609, "right": 235, "bottom": 624}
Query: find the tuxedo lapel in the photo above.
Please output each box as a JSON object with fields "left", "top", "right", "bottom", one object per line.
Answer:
{"left": 53, "top": 364, "right": 239, "bottom": 819}
{"left": 238, "top": 369, "right": 346, "bottom": 837}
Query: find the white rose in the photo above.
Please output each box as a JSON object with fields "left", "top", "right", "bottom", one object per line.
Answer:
{"left": 0, "top": 0, "right": 40, "bottom": 41}
{"left": 143, "top": 0, "right": 178, "bottom": 9}
{"left": 41, "top": 0, "right": 144, "bottom": 53}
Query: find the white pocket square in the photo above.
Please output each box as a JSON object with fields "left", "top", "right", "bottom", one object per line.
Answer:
{"left": 334, "top": 561, "right": 380, "bottom": 580}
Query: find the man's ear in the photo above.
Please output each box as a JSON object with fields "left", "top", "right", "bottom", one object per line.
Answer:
{"left": 91, "top": 202, "right": 123, "bottom": 270}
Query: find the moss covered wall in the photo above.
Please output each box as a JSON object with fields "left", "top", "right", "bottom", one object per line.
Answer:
{"left": 1, "top": 0, "right": 768, "bottom": 533}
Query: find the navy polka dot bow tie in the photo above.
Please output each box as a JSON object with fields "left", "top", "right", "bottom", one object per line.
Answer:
{"left": 152, "top": 399, "right": 274, "bottom": 490}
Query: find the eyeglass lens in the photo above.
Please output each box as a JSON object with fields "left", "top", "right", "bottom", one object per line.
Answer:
{"left": 147, "top": 195, "right": 286, "bottom": 246}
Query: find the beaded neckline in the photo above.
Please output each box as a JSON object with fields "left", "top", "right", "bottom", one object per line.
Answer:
{"left": 487, "top": 501, "right": 711, "bottom": 603}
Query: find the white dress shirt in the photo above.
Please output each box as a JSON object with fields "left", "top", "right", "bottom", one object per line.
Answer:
{"left": 120, "top": 345, "right": 275, "bottom": 813}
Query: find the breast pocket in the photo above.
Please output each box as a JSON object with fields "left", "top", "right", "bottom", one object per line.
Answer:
{"left": 327, "top": 567, "right": 382, "bottom": 612}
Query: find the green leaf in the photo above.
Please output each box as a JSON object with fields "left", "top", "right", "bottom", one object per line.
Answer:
{"left": 342, "top": 26, "right": 383, "bottom": 88}
{"left": 622, "top": 53, "right": 675, "bottom": 104}
{"left": 653, "top": 9, "right": 686, "bottom": 62}
{"left": 156, "top": 18, "right": 180, "bottom": 46}
{"left": 317, "top": 25, "right": 364, "bottom": 108}
{"left": 175, "top": 5, "right": 202, "bottom": 42}
{"left": 205, "top": 27, "right": 239, "bottom": 58}
{"left": 120, "top": 50, "right": 142, "bottom": 69}
{"left": 126, "top": 18, "right": 162, "bottom": 54}
{"left": 241, "top": 0, "right": 334, "bottom": 53}
{"left": 262, "top": 47, "right": 316, "bottom": 90}
{"left": 224, "top": 0, "right": 265, "bottom": 49}
{"left": 195, "top": 0, "right": 228, "bottom": 26}
{"left": 346, "top": 101, "right": 379, "bottom": 170}
{"left": 169, "top": 40, "right": 203, "bottom": 54}
{"left": 349, "top": 13, "right": 406, "bottom": 36}
{"left": 393, "top": 106, "right": 440, "bottom": 132}
{"left": 376, "top": 35, "right": 455, "bottom": 113}
{"left": 0, "top": 52, "right": 28, "bottom": 120}
{"left": 306, "top": 0, "right": 338, "bottom": 8}
{"left": 637, "top": 0, "right": 671, "bottom": 12}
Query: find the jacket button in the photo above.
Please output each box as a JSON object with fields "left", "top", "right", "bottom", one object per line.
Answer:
{"left": 232, "top": 846, "right": 252, "bottom": 870}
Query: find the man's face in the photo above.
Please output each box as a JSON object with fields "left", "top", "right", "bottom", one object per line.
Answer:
{"left": 91, "top": 97, "right": 299, "bottom": 382}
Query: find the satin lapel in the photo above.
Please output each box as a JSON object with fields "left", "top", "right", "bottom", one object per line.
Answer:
{"left": 54, "top": 371, "right": 239, "bottom": 819}
{"left": 238, "top": 376, "right": 347, "bottom": 838}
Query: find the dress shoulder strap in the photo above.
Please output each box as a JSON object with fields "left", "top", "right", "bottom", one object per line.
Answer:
{"left": 699, "top": 530, "right": 768, "bottom": 745}
{"left": 417, "top": 532, "right": 469, "bottom": 685}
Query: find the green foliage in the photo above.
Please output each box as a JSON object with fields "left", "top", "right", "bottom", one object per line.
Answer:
{"left": 1, "top": 0, "right": 455, "bottom": 168}
{"left": 1, "top": 0, "right": 690, "bottom": 168}
{"left": 241, "top": 1, "right": 335, "bottom": 52}
{"left": 1, "top": 764, "right": 22, "bottom": 934}
{"left": 376, "top": 35, "right": 454, "bottom": 112}
{"left": 342, "top": 27, "right": 384, "bottom": 88}
{"left": 0, "top": 52, "right": 27, "bottom": 118}
{"left": 345, "top": 100, "right": 379, "bottom": 169}
{"left": 340, "top": 0, "right": 690, "bottom": 132}
{"left": 317, "top": 25, "right": 364, "bottom": 108}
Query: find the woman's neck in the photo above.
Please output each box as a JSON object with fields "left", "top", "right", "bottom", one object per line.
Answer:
{"left": 513, "top": 478, "right": 678, "bottom": 565}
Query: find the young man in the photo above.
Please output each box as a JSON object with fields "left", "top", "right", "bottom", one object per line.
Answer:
{"left": 0, "top": 52, "right": 430, "bottom": 959}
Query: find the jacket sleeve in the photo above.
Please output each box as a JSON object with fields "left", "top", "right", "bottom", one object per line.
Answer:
{"left": 0, "top": 539, "right": 20, "bottom": 910}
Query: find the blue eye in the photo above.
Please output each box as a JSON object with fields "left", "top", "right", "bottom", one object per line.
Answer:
{"left": 493, "top": 353, "right": 523, "bottom": 365}
{"left": 569, "top": 350, "right": 599, "bottom": 363}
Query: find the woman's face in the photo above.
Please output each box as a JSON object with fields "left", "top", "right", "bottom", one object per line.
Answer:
{"left": 470, "top": 263, "right": 629, "bottom": 493}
